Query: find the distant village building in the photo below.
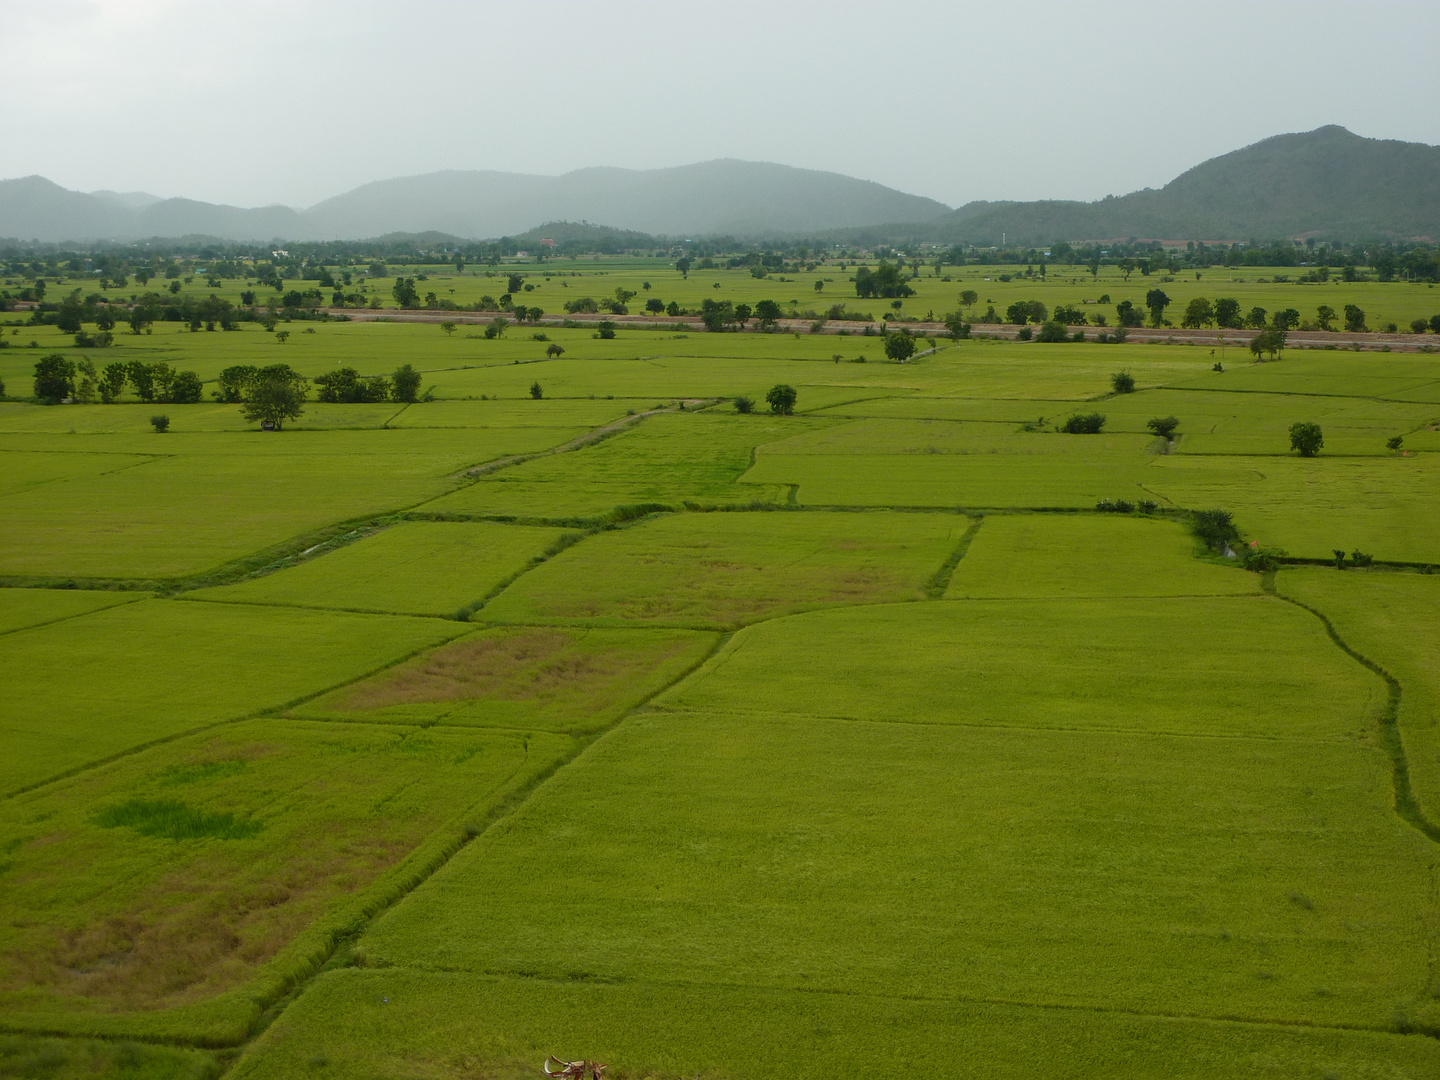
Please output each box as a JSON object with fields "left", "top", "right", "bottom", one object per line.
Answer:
{"left": 539, "top": 238, "right": 556, "bottom": 248}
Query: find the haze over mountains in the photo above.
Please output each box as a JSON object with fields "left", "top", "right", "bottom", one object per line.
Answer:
{"left": 1, "top": 126, "right": 1435, "bottom": 245}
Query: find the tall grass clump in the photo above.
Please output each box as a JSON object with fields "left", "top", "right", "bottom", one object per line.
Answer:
{"left": 94, "top": 798, "right": 263, "bottom": 841}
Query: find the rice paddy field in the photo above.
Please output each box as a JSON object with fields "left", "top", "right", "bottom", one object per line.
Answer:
{"left": 3, "top": 298, "right": 1440, "bottom": 1079}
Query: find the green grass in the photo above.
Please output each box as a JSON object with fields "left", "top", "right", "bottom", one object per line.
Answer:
{"left": 479, "top": 510, "right": 966, "bottom": 628}
{"left": 946, "top": 513, "right": 1259, "bottom": 598}
{"left": 743, "top": 447, "right": 1151, "bottom": 508}
{"left": 0, "top": 599, "right": 464, "bottom": 794}
{"left": 229, "top": 968, "right": 1440, "bottom": 1080}
{"left": 189, "top": 521, "right": 572, "bottom": 617}
{"left": 297, "top": 626, "right": 718, "bottom": 734}
{"left": 0, "top": 718, "right": 569, "bottom": 1041}
{"left": 0, "top": 426, "right": 589, "bottom": 579}
{"left": 1145, "top": 452, "right": 1440, "bottom": 562}
{"left": 356, "top": 704, "right": 1431, "bottom": 1035}
{"left": 0, "top": 1034, "right": 219, "bottom": 1079}
{"left": 659, "top": 598, "right": 1380, "bottom": 740}
{"left": 422, "top": 411, "right": 813, "bottom": 518}
{"left": 1276, "top": 568, "right": 1440, "bottom": 823}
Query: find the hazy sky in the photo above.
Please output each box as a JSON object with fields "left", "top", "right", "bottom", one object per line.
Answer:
{"left": 5, "top": 0, "right": 1438, "bottom": 210}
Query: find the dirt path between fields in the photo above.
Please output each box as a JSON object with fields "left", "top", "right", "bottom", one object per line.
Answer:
{"left": 327, "top": 307, "right": 1439, "bottom": 352}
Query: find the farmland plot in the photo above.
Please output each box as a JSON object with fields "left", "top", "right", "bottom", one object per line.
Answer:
{"left": 0, "top": 719, "right": 567, "bottom": 1042}
{"left": 479, "top": 510, "right": 966, "bottom": 628}
{"left": 4, "top": 320, "right": 1440, "bottom": 1080}
{"left": 190, "top": 521, "right": 572, "bottom": 618}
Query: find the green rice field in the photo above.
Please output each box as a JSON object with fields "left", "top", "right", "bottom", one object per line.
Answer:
{"left": 2, "top": 295, "right": 1440, "bottom": 1079}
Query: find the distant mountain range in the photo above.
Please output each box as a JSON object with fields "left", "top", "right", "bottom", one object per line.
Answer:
{"left": 1, "top": 127, "right": 1435, "bottom": 245}
{"left": 0, "top": 161, "right": 949, "bottom": 244}
{"left": 904, "top": 126, "right": 1440, "bottom": 246}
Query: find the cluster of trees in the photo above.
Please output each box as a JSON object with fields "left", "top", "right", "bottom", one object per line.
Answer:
{"left": 215, "top": 362, "right": 421, "bottom": 409}
{"left": 32, "top": 355, "right": 203, "bottom": 404}
{"left": 995, "top": 293, "right": 1384, "bottom": 335}
{"left": 26, "top": 290, "right": 241, "bottom": 336}
{"left": 1179, "top": 298, "right": 1369, "bottom": 333}
{"left": 698, "top": 298, "right": 785, "bottom": 332}
{"left": 854, "top": 261, "right": 915, "bottom": 299}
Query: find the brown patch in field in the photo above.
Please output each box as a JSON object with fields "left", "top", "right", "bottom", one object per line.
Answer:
{"left": 333, "top": 629, "right": 580, "bottom": 710}
{"left": 540, "top": 560, "right": 914, "bottom": 626}
{"left": 12, "top": 829, "right": 419, "bottom": 1011}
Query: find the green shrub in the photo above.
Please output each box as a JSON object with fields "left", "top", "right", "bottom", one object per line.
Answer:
{"left": 1060, "top": 413, "right": 1105, "bottom": 434}
{"left": 150, "top": 414, "right": 170, "bottom": 433}
{"left": 1036, "top": 321, "right": 1069, "bottom": 343}
{"left": 1111, "top": 371, "right": 1136, "bottom": 393}
{"left": 734, "top": 395, "right": 754, "bottom": 414}
{"left": 1191, "top": 508, "right": 1239, "bottom": 550}
{"left": 1241, "top": 545, "right": 1285, "bottom": 572}
{"left": 1147, "top": 416, "right": 1180, "bottom": 439}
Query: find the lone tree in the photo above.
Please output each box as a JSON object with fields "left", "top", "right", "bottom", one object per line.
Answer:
{"left": 1111, "top": 370, "right": 1136, "bottom": 393}
{"left": 754, "top": 299, "right": 783, "bottom": 332}
{"left": 33, "top": 354, "right": 76, "bottom": 403}
{"left": 1145, "top": 289, "right": 1171, "bottom": 327}
{"left": 734, "top": 394, "right": 754, "bottom": 414}
{"left": 884, "top": 328, "right": 917, "bottom": 362}
{"left": 1289, "top": 421, "right": 1324, "bottom": 457}
{"left": 766, "top": 384, "right": 797, "bottom": 415}
{"left": 392, "top": 277, "right": 419, "bottom": 308}
{"left": 241, "top": 364, "right": 308, "bottom": 430}
{"left": 1343, "top": 304, "right": 1367, "bottom": 333}
{"left": 1147, "top": 416, "right": 1180, "bottom": 439}
{"left": 959, "top": 289, "right": 979, "bottom": 309}
{"left": 530, "top": 380, "right": 543, "bottom": 400}
{"left": 1316, "top": 304, "right": 1337, "bottom": 331}
{"left": 546, "top": 343, "right": 565, "bottom": 358}
{"left": 943, "top": 312, "right": 972, "bottom": 340}
{"left": 392, "top": 363, "right": 422, "bottom": 403}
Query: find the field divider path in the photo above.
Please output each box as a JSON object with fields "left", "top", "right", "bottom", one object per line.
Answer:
{"left": 0, "top": 593, "right": 146, "bottom": 639}
{"left": 926, "top": 516, "right": 983, "bottom": 597}
{"left": 1267, "top": 577, "right": 1440, "bottom": 844}
{"left": 391, "top": 967, "right": 1421, "bottom": 1042}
